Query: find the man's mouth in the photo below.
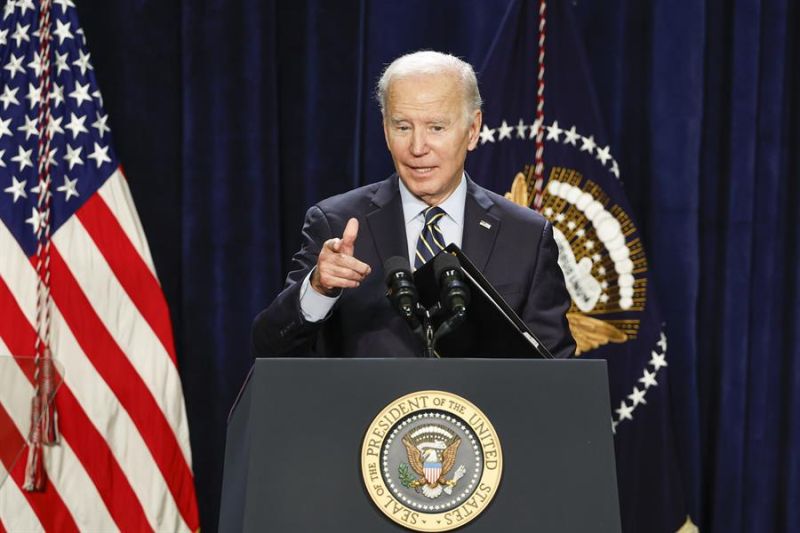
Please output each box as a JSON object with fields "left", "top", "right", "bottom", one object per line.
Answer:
{"left": 409, "top": 166, "right": 435, "bottom": 175}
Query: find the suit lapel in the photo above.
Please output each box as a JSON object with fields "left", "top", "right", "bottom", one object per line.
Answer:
{"left": 461, "top": 178, "right": 500, "bottom": 272}
{"left": 365, "top": 175, "right": 408, "bottom": 268}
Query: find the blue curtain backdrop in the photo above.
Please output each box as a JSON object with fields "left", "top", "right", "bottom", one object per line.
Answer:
{"left": 73, "top": 0, "right": 799, "bottom": 531}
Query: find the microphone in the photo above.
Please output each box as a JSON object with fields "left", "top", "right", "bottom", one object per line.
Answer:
{"left": 433, "top": 253, "right": 470, "bottom": 315}
{"left": 384, "top": 256, "right": 419, "bottom": 322}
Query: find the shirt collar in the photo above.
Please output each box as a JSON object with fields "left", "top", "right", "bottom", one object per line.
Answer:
{"left": 398, "top": 173, "right": 467, "bottom": 226}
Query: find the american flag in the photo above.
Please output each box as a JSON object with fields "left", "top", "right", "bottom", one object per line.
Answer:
{"left": 0, "top": 0, "right": 199, "bottom": 531}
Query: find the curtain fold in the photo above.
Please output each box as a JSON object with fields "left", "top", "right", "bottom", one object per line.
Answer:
{"left": 575, "top": 0, "right": 798, "bottom": 531}
{"left": 181, "top": 2, "right": 286, "bottom": 527}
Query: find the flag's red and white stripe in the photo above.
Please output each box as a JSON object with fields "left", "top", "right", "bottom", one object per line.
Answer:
{"left": 0, "top": 169, "right": 199, "bottom": 531}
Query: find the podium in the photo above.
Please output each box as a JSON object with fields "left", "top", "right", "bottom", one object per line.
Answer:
{"left": 219, "top": 358, "right": 620, "bottom": 532}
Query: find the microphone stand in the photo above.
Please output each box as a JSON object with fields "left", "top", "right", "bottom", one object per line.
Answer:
{"left": 431, "top": 309, "right": 467, "bottom": 355}
{"left": 406, "top": 302, "right": 439, "bottom": 358}
{"left": 410, "top": 302, "right": 466, "bottom": 358}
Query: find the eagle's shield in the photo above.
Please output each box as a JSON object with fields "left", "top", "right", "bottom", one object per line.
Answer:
{"left": 423, "top": 462, "right": 442, "bottom": 485}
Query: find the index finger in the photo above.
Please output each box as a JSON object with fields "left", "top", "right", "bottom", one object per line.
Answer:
{"left": 340, "top": 217, "right": 359, "bottom": 252}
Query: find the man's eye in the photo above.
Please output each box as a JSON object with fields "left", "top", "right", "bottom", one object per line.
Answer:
{"left": 396, "top": 125, "right": 411, "bottom": 131}
{"left": 431, "top": 125, "right": 445, "bottom": 132}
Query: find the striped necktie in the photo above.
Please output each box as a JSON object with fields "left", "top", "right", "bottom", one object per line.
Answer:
{"left": 414, "top": 206, "right": 447, "bottom": 270}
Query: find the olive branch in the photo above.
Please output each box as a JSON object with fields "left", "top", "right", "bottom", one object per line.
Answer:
{"left": 398, "top": 463, "right": 416, "bottom": 488}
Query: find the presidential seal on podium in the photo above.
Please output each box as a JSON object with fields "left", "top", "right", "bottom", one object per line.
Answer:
{"left": 361, "top": 390, "right": 503, "bottom": 531}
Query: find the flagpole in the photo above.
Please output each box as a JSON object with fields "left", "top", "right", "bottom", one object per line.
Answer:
{"left": 531, "top": 0, "right": 546, "bottom": 211}
{"left": 24, "top": 0, "right": 59, "bottom": 492}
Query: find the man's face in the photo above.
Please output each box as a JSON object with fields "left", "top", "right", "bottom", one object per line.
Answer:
{"left": 383, "top": 73, "right": 482, "bottom": 206}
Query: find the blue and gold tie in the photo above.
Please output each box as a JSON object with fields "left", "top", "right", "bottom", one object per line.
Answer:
{"left": 414, "top": 206, "right": 447, "bottom": 270}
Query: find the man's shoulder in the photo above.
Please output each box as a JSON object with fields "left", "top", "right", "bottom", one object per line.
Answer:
{"left": 471, "top": 180, "right": 549, "bottom": 231}
{"left": 314, "top": 175, "right": 395, "bottom": 216}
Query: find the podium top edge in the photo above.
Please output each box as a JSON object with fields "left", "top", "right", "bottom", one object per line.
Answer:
{"left": 253, "top": 357, "right": 606, "bottom": 366}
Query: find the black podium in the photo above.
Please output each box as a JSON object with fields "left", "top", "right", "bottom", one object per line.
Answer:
{"left": 219, "top": 358, "right": 620, "bottom": 532}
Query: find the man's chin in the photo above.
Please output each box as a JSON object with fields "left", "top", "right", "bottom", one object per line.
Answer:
{"left": 402, "top": 180, "right": 438, "bottom": 198}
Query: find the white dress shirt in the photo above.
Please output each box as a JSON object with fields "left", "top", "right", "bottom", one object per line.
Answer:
{"left": 299, "top": 174, "right": 467, "bottom": 322}
{"left": 398, "top": 173, "right": 466, "bottom": 268}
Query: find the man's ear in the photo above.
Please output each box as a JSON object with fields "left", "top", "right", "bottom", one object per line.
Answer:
{"left": 467, "top": 110, "right": 482, "bottom": 151}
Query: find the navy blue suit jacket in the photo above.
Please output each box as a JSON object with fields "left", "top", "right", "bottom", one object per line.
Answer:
{"left": 252, "top": 175, "right": 575, "bottom": 359}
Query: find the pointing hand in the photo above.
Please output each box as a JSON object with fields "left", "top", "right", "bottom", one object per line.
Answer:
{"left": 311, "top": 218, "right": 372, "bottom": 296}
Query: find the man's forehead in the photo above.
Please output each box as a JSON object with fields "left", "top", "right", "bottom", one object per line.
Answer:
{"left": 387, "top": 71, "right": 461, "bottom": 92}
{"left": 386, "top": 74, "right": 465, "bottom": 113}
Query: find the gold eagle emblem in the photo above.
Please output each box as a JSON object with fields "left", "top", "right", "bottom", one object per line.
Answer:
{"left": 504, "top": 172, "right": 530, "bottom": 206}
{"left": 567, "top": 311, "right": 628, "bottom": 356}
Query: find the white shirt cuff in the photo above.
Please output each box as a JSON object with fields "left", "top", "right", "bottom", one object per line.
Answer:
{"left": 299, "top": 269, "right": 339, "bottom": 322}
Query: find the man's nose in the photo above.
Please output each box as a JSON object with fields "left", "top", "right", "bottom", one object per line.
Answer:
{"left": 410, "top": 130, "right": 429, "bottom": 156}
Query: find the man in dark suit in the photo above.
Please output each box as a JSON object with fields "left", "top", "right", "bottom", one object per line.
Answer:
{"left": 252, "top": 51, "right": 575, "bottom": 359}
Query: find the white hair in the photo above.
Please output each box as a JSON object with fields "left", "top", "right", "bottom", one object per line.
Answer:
{"left": 376, "top": 50, "right": 482, "bottom": 122}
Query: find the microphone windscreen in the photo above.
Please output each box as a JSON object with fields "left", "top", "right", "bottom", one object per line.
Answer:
{"left": 433, "top": 253, "right": 460, "bottom": 280}
{"left": 384, "top": 256, "right": 411, "bottom": 284}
